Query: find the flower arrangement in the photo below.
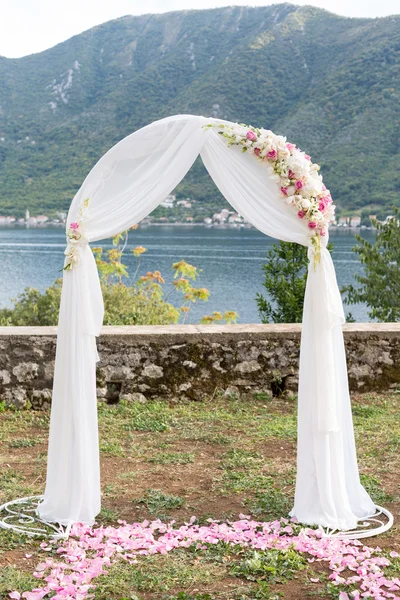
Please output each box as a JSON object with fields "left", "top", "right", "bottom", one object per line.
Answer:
{"left": 206, "top": 122, "right": 335, "bottom": 260}
{"left": 63, "top": 198, "right": 90, "bottom": 271}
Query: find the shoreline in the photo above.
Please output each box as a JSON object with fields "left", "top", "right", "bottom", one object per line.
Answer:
{"left": 0, "top": 222, "right": 375, "bottom": 231}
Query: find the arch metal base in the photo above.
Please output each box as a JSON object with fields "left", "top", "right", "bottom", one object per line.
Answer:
{"left": 0, "top": 496, "right": 71, "bottom": 540}
{"left": 322, "top": 505, "right": 394, "bottom": 540}
{"left": 0, "top": 497, "right": 393, "bottom": 542}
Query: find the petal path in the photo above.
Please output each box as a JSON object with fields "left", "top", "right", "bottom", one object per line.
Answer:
{"left": 10, "top": 517, "right": 400, "bottom": 600}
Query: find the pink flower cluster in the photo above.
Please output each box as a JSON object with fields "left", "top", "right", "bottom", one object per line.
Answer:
{"left": 214, "top": 122, "right": 336, "bottom": 242}
{"left": 63, "top": 199, "right": 90, "bottom": 271}
{"left": 9, "top": 517, "right": 400, "bottom": 600}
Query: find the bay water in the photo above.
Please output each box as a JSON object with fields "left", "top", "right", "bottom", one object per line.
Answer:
{"left": 0, "top": 226, "right": 371, "bottom": 323}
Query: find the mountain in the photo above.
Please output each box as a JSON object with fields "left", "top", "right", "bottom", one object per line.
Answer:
{"left": 0, "top": 4, "right": 399, "bottom": 217}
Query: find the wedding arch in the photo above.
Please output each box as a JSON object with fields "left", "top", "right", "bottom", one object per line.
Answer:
{"left": 7, "top": 115, "right": 392, "bottom": 536}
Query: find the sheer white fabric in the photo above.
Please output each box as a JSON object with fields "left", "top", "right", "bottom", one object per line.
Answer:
{"left": 38, "top": 114, "right": 375, "bottom": 529}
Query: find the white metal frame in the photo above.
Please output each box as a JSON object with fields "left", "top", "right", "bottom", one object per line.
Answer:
{"left": 0, "top": 496, "right": 393, "bottom": 541}
{"left": 0, "top": 496, "right": 71, "bottom": 539}
{"left": 322, "top": 505, "right": 394, "bottom": 540}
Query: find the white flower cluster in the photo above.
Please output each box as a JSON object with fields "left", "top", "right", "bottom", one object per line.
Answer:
{"left": 210, "top": 122, "right": 335, "bottom": 240}
{"left": 63, "top": 198, "right": 89, "bottom": 271}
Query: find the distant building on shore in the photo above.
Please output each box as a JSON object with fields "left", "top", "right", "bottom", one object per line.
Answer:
{"left": 0, "top": 215, "right": 16, "bottom": 225}
{"left": 228, "top": 213, "right": 243, "bottom": 224}
{"left": 176, "top": 199, "right": 193, "bottom": 208}
{"left": 161, "top": 194, "right": 176, "bottom": 208}
{"left": 350, "top": 216, "right": 361, "bottom": 228}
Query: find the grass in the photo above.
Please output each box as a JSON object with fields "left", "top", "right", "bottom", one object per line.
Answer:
{"left": 231, "top": 548, "right": 307, "bottom": 583}
{"left": 91, "top": 545, "right": 310, "bottom": 600}
{"left": 0, "top": 390, "right": 399, "bottom": 599}
{"left": 136, "top": 489, "right": 185, "bottom": 515}
{"left": 0, "top": 566, "right": 38, "bottom": 598}
{"left": 359, "top": 473, "right": 395, "bottom": 504}
{"left": 149, "top": 451, "right": 195, "bottom": 465}
{"left": 93, "top": 550, "right": 227, "bottom": 598}
{"left": 9, "top": 438, "right": 37, "bottom": 448}
{"left": 120, "top": 401, "right": 174, "bottom": 432}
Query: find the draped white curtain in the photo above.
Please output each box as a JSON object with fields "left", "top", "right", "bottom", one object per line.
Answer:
{"left": 38, "top": 114, "right": 375, "bottom": 530}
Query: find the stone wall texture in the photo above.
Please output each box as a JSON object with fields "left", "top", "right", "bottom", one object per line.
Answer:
{"left": 0, "top": 323, "right": 400, "bottom": 408}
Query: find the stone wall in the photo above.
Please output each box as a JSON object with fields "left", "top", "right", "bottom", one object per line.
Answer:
{"left": 0, "top": 323, "right": 400, "bottom": 408}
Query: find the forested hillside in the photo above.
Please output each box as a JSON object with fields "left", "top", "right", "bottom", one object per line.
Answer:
{"left": 0, "top": 3, "right": 399, "bottom": 216}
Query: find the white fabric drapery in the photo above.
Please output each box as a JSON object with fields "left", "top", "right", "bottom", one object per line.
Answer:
{"left": 38, "top": 114, "right": 376, "bottom": 529}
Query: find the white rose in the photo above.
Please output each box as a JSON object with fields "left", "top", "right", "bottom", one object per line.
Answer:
{"left": 278, "top": 148, "right": 290, "bottom": 160}
{"left": 286, "top": 155, "right": 309, "bottom": 179}
{"left": 302, "top": 199, "right": 311, "bottom": 210}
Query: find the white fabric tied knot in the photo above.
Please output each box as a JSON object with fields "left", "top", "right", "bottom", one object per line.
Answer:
{"left": 307, "top": 244, "right": 316, "bottom": 262}
{"left": 64, "top": 233, "right": 89, "bottom": 270}
{"left": 63, "top": 198, "right": 91, "bottom": 271}
{"left": 307, "top": 232, "right": 328, "bottom": 268}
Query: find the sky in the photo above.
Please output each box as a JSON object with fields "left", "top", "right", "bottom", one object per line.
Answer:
{"left": 0, "top": 0, "right": 398, "bottom": 58}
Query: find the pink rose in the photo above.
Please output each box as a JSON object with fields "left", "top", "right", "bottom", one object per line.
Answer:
{"left": 308, "top": 221, "right": 317, "bottom": 229}
{"left": 70, "top": 222, "right": 79, "bottom": 230}
{"left": 246, "top": 130, "right": 257, "bottom": 141}
{"left": 253, "top": 147, "right": 261, "bottom": 156}
{"left": 319, "top": 195, "right": 332, "bottom": 207}
{"left": 320, "top": 228, "right": 327, "bottom": 236}
{"left": 280, "top": 187, "right": 288, "bottom": 196}
{"left": 286, "top": 143, "right": 296, "bottom": 152}
{"left": 318, "top": 201, "right": 326, "bottom": 212}
{"left": 267, "top": 149, "right": 277, "bottom": 160}
{"left": 304, "top": 154, "right": 311, "bottom": 161}
{"left": 297, "top": 210, "right": 306, "bottom": 219}
{"left": 295, "top": 180, "right": 304, "bottom": 190}
{"left": 288, "top": 169, "right": 295, "bottom": 179}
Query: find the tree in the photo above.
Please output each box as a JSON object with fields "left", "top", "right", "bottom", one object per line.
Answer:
{"left": 0, "top": 281, "right": 62, "bottom": 326}
{"left": 343, "top": 208, "right": 400, "bottom": 322}
{"left": 256, "top": 241, "right": 308, "bottom": 324}
{"left": 0, "top": 230, "right": 238, "bottom": 327}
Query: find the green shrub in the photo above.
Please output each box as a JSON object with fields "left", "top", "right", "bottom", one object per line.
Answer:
{"left": 0, "top": 230, "right": 238, "bottom": 327}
